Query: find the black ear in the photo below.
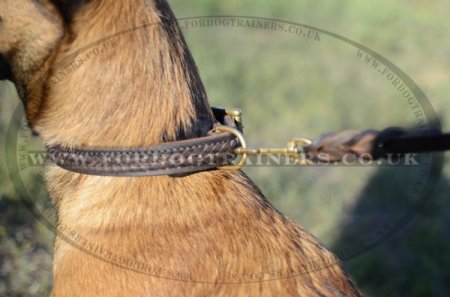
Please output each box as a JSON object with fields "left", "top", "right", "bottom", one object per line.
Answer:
{"left": 50, "top": 0, "right": 90, "bottom": 23}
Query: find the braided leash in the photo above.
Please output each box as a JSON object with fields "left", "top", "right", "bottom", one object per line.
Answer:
{"left": 305, "top": 127, "right": 449, "bottom": 163}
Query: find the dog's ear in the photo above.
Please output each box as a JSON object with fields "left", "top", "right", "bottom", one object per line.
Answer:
{"left": 50, "top": 0, "right": 90, "bottom": 23}
{"left": 0, "top": 0, "right": 66, "bottom": 100}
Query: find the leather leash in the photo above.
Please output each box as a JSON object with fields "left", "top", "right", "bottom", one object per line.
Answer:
{"left": 305, "top": 127, "right": 449, "bottom": 163}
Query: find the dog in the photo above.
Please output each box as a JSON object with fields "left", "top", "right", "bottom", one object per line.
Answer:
{"left": 0, "top": 1, "right": 363, "bottom": 296}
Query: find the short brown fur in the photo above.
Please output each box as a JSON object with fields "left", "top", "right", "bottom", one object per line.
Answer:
{"left": 0, "top": 0, "right": 362, "bottom": 296}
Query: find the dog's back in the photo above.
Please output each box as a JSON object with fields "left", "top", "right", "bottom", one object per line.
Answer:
{"left": 0, "top": 0, "right": 362, "bottom": 296}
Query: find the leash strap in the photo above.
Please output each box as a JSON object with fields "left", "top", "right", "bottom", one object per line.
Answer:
{"left": 305, "top": 127, "right": 449, "bottom": 162}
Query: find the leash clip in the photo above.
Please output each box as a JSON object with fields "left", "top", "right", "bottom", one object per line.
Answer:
{"left": 214, "top": 127, "right": 313, "bottom": 170}
{"left": 213, "top": 107, "right": 313, "bottom": 170}
{"left": 234, "top": 138, "right": 313, "bottom": 166}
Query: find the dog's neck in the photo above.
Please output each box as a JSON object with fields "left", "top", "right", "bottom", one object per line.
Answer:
{"left": 30, "top": 0, "right": 213, "bottom": 148}
{"left": 31, "top": 0, "right": 233, "bottom": 231}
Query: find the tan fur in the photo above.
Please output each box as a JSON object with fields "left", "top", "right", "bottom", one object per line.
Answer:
{"left": 0, "top": 0, "right": 362, "bottom": 296}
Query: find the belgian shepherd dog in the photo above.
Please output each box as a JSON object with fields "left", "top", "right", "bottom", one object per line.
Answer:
{"left": 0, "top": 1, "right": 362, "bottom": 296}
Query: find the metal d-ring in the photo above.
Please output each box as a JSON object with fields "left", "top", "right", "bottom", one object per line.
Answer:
{"left": 213, "top": 125, "right": 248, "bottom": 170}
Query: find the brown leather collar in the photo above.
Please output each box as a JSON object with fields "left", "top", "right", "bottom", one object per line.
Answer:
{"left": 46, "top": 107, "right": 243, "bottom": 177}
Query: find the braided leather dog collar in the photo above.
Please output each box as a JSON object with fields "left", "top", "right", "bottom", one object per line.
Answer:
{"left": 46, "top": 107, "right": 243, "bottom": 177}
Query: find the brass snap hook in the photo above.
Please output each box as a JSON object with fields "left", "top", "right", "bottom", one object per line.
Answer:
{"left": 214, "top": 125, "right": 313, "bottom": 170}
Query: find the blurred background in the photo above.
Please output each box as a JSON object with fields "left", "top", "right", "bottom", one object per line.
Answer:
{"left": 1, "top": 0, "right": 449, "bottom": 296}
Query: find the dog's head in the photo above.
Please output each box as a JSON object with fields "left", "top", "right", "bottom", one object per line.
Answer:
{"left": 0, "top": 0, "right": 87, "bottom": 92}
